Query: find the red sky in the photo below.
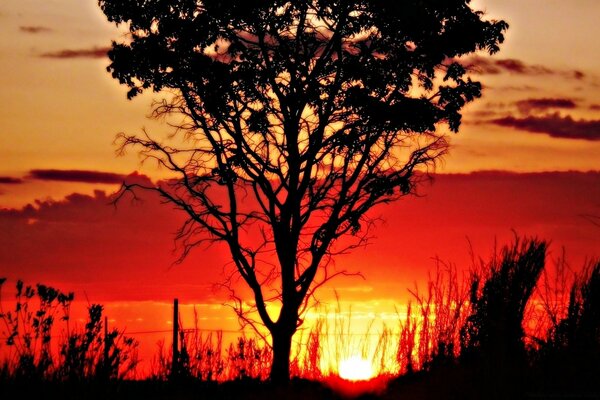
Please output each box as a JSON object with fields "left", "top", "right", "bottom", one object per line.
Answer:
{"left": 1, "top": 0, "right": 600, "bottom": 373}
{"left": 2, "top": 171, "right": 598, "bottom": 303}
{"left": 2, "top": 170, "right": 598, "bottom": 372}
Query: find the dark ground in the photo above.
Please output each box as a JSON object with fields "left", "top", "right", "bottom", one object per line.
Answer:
{"left": 2, "top": 374, "right": 600, "bottom": 400}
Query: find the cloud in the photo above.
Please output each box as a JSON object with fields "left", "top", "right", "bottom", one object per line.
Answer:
{"left": 490, "top": 113, "right": 600, "bottom": 141}
{"left": 466, "top": 110, "right": 502, "bottom": 120}
{"left": 460, "top": 56, "right": 585, "bottom": 80}
{"left": 515, "top": 98, "right": 577, "bottom": 114}
{"left": 39, "top": 46, "right": 110, "bottom": 59}
{"left": 590, "top": 104, "right": 600, "bottom": 111}
{"left": 28, "top": 169, "right": 127, "bottom": 184}
{"left": 0, "top": 177, "right": 229, "bottom": 302}
{"left": 0, "top": 177, "right": 24, "bottom": 184}
{"left": 1, "top": 171, "right": 599, "bottom": 303}
{"left": 495, "top": 59, "right": 551, "bottom": 75}
{"left": 493, "top": 85, "right": 540, "bottom": 92}
{"left": 19, "top": 26, "right": 52, "bottom": 34}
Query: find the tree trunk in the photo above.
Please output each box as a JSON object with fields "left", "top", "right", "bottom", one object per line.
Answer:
{"left": 270, "top": 326, "right": 294, "bottom": 384}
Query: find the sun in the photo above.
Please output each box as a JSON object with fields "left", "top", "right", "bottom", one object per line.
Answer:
{"left": 338, "top": 356, "right": 374, "bottom": 381}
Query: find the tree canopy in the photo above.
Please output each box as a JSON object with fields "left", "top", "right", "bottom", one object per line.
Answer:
{"left": 99, "top": 0, "right": 508, "bottom": 381}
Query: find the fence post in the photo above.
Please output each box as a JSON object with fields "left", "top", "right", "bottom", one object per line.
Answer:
{"left": 172, "top": 298, "right": 179, "bottom": 378}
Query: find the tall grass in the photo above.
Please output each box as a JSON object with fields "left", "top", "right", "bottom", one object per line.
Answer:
{"left": 1, "top": 236, "right": 598, "bottom": 395}
{"left": 533, "top": 260, "right": 600, "bottom": 392}
{"left": 396, "top": 261, "right": 470, "bottom": 373}
{"left": 150, "top": 308, "right": 271, "bottom": 381}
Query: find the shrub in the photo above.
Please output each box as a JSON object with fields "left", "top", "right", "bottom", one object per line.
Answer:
{"left": 0, "top": 278, "right": 138, "bottom": 381}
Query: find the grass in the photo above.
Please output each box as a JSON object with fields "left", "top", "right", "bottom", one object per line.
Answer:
{"left": 1, "top": 236, "right": 599, "bottom": 399}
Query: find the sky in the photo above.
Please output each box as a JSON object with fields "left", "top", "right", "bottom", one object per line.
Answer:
{"left": 0, "top": 0, "right": 599, "bottom": 206}
{"left": 1, "top": 0, "right": 599, "bottom": 373}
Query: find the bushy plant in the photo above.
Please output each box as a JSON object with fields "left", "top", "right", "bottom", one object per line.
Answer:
{"left": 535, "top": 260, "right": 600, "bottom": 391}
{"left": 460, "top": 238, "right": 546, "bottom": 366}
{"left": 0, "top": 279, "right": 73, "bottom": 379}
{"left": 0, "top": 278, "right": 138, "bottom": 381}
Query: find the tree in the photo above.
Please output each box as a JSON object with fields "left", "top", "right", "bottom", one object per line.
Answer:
{"left": 99, "top": 0, "right": 507, "bottom": 382}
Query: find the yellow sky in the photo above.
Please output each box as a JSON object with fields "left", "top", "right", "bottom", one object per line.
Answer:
{"left": 1, "top": 0, "right": 599, "bottom": 207}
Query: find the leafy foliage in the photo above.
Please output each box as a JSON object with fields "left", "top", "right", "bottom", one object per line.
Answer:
{"left": 98, "top": 0, "right": 508, "bottom": 380}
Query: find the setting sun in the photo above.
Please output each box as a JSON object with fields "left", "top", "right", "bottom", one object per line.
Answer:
{"left": 338, "top": 356, "right": 375, "bottom": 381}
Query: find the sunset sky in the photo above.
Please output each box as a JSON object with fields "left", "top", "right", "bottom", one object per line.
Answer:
{"left": 1, "top": 0, "right": 599, "bottom": 372}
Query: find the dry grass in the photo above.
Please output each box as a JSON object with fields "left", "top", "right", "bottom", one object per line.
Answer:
{"left": 1, "top": 237, "right": 599, "bottom": 398}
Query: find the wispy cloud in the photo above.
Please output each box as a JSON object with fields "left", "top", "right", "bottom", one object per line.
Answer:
{"left": 490, "top": 113, "right": 600, "bottom": 141}
{"left": 39, "top": 46, "right": 110, "bottom": 59}
{"left": 0, "top": 177, "right": 24, "bottom": 184}
{"left": 461, "top": 56, "right": 585, "bottom": 80}
{"left": 28, "top": 169, "right": 126, "bottom": 184}
{"left": 515, "top": 98, "right": 577, "bottom": 113}
{"left": 19, "top": 26, "right": 53, "bottom": 34}
{"left": 492, "top": 85, "right": 541, "bottom": 92}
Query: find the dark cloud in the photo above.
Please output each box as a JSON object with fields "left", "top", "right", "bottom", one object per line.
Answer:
{"left": 496, "top": 58, "right": 552, "bottom": 75}
{"left": 490, "top": 113, "right": 600, "bottom": 141}
{"left": 1, "top": 171, "right": 599, "bottom": 302}
{"left": 39, "top": 46, "right": 110, "bottom": 59}
{"left": 0, "top": 177, "right": 24, "bottom": 184}
{"left": 460, "top": 56, "right": 585, "bottom": 80}
{"left": 515, "top": 98, "right": 577, "bottom": 113}
{"left": 465, "top": 110, "right": 502, "bottom": 120}
{"left": 28, "top": 169, "right": 127, "bottom": 184}
{"left": 590, "top": 104, "right": 600, "bottom": 111}
{"left": 20, "top": 26, "right": 52, "bottom": 34}
{"left": 0, "top": 176, "right": 228, "bottom": 302}
{"left": 494, "top": 85, "right": 540, "bottom": 92}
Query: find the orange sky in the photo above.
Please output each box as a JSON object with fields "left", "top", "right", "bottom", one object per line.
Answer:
{"left": 1, "top": 0, "right": 599, "bottom": 373}
{"left": 0, "top": 1, "right": 598, "bottom": 206}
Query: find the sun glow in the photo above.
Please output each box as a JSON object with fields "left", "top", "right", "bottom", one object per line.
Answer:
{"left": 338, "top": 356, "right": 374, "bottom": 381}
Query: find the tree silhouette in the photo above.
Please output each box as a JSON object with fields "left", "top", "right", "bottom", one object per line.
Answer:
{"left": 99, "top": 0, "right": 507, "bottom": 382}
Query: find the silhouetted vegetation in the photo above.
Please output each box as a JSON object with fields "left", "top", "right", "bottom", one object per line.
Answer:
{"left": 0, "top": 279, "right": 139, "bottom": 382}
{"left": 98, "top": 0, "right": 508, "bottom": 382}
{"left": 396, "top": 263, "right": 469, "bottom": 374}
{"left": 387, "top": 238, "right": 600, "bottom": 399}
{"left": 2, "top": 237, "right": 599, "bottom": 399}
{"left": 532, "top": 260, "right": 600, "bottom": 394}
{"left": 151, "top": 332, "right": 272, "bottom": 382}
{"left": 458, "top": 239, "right": 546, "bottom": 397}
